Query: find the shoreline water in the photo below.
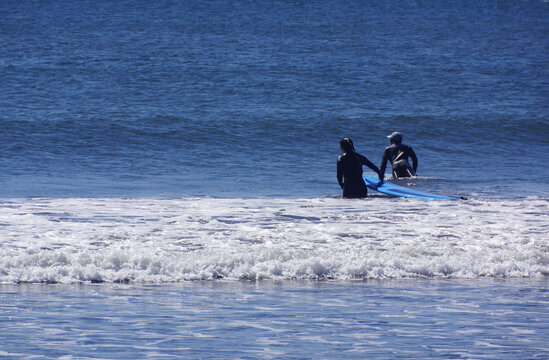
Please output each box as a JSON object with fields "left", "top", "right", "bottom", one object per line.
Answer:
{"left": 1, "top": 278, "right": 547, "bottom": 359}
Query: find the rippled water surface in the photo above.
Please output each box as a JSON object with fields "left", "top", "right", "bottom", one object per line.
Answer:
{"left": 1, "top": 280, "right": 547, "bottom": 359}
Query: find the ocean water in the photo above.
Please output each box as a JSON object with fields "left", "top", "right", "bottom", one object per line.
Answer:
{"left": 1, "top": 280, "right": 547, "bottom": 359}
{"left": 1, "top": 0, "right": 548, "bottom": 358}
{"left": 2, "top": 0, "right": 548, "bottom": 199}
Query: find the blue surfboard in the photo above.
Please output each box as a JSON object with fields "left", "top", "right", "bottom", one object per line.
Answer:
{"left": 364, "top": 176, "right": 457, "bottom": 200}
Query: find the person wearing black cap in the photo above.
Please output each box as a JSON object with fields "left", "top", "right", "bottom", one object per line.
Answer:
{"left": 337, "top": 138, "right": 381, "bottom": 198}
{"left": 379, "top": 132, "right": 418, "bottom": 180}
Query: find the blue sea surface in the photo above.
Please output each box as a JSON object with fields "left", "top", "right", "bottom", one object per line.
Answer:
{"left": 1, "top": 0, "right": 548, "bottom": 198}
{"left": 1, "top": 0, "right": 548, "bottom": 358}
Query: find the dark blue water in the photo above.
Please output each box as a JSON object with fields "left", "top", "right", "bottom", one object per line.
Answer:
{"left": 2, "top": 0, "right": 548, "bottom": 199}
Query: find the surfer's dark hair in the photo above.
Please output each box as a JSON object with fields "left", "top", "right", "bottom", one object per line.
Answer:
{"left": 340, "top": 138, "right": 355, "bottom": 153}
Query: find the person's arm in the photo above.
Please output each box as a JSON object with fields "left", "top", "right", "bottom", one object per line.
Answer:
{"left": 337, "top": 156, "right": 344, "bottom": 189}
{"left": 359, "top": 154, "right": 381, "bottom": 178}
{"left": 409, "top": 147, "right": 418, "bottom": 174}
{"left": 379, "top": 150, "right": 388, "bottom": 181}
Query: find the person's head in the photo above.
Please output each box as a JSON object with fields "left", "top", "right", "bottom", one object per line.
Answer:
{"left": 387, "top": 131, "right": 403, "bottom": 144}
{"left": 340, "top": 137, "right": 355, "bottom": 153}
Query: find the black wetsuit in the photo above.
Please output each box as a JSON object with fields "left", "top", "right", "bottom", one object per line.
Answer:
{"left": 337, "top": 152, "right": 381, "bottom": 198}
{"left": 380, "top": 143, "right": 418, "bottom": 180}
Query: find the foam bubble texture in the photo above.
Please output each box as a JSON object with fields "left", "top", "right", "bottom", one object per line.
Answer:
{"left": 0, "top": 197, "right": 547, "bottom": 283}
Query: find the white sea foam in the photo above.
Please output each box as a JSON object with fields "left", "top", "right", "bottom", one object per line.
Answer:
{"left": 0, "top": 197, "right": 547, "bottom": 283}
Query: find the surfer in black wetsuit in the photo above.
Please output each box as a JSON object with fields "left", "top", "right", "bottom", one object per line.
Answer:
{"left": 379, "top": 132, "right": 418, "bottom": 180}
{"left": 337, "top": 138, "right": 381, "bottom": 198}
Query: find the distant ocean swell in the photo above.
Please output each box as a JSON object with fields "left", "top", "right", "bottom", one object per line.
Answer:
{"left": 1, "top": 197, "right": 547, "bottom": 284}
